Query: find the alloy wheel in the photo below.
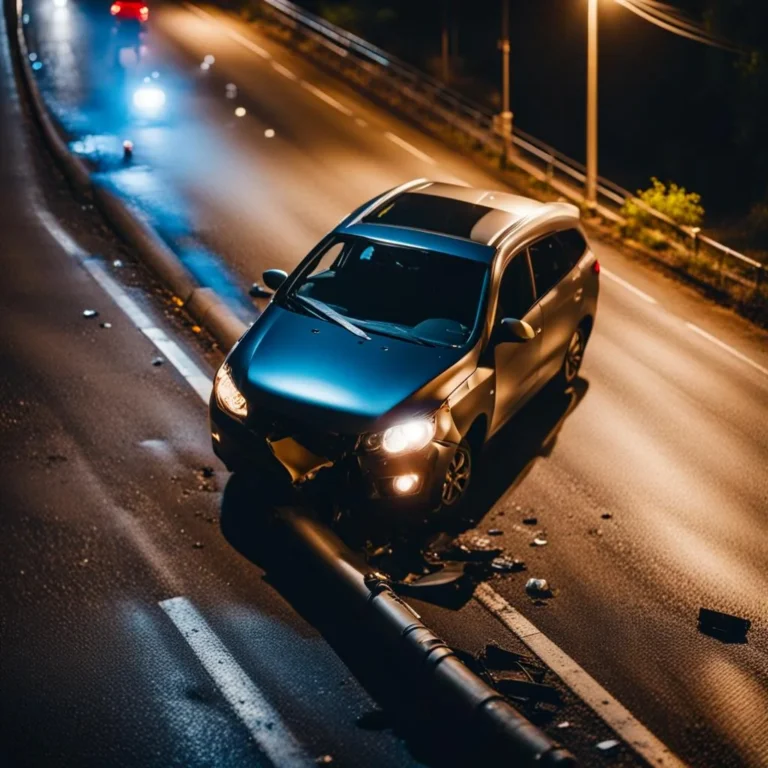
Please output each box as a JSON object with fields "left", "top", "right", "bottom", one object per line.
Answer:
{"left": 564, "top": 328, "right": 585, "bottom": 383}
{"left": 441, "top": 446, "right": 471, "bottom": 506}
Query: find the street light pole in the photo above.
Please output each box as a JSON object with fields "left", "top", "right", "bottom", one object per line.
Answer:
{"left": 500, "top": 0, "right": 512, "bottom": 163}
{"left": 586, "top": 0, "right": 598, "bottom": 206}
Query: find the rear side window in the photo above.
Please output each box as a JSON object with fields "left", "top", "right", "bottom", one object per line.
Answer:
{"left": 363, "top": 193, "right": 493, "bottom": 240}
{"left": 529, "top": 230, "right": 583, "bottom": 299}
{"left": 497, "top": 253, "right": 535, "bottom": 320}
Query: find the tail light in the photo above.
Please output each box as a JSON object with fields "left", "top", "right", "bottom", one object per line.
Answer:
{"left": 110, "top": 2, "right": 121, "bottom": 14}
{"left": 139, "top": 5, "right": 149, "bottom": 21}
{"left": 592, "top": 259, "right": 601, "bottom": 275}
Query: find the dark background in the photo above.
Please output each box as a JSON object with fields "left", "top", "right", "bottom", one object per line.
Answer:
{"left": 293, "top": 0, "right": 768, "bottom": 237}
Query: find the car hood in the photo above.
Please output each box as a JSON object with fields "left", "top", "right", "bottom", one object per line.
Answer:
{"left": 232, "top": 305, "right": 473, "bottom": 434}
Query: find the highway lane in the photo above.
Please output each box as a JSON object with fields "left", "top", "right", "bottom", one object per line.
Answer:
{"left": 0, "top": 13, "right": 437, "bottom": 766}
{"left": 22, "top": 2, "right": 768, "bottom": 766}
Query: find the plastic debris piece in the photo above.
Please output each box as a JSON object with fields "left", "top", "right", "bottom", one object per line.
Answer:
{"left": 490, "top": 555, "right": 526, "bottom": 573}
{"left": 112, "top": 259, "right": 123, "bottom": 268}
{"left": 482, "top": 644, "right": 528, "bottom": 670}
{"left": 596, "top": 739, "right": 620, "bottom": 752}
{"left": 191, "top": 325, "right": 202, "bottom": 333}
{"left": 192, "top": 541, "right": 204, "bottom": 549}
{"left": 398, "top": 561, "right": 466, "bottom": 589}
{"left": 601, "top": 513, "right": 613, "bottom": 520}
{"left": 698, "top": 608, "right": 751, "bottom": 641}
{"left": 488, "top": 528, "right": 503, "bottom": 536}
{"left": 151, "top": 356, "right": 164, "bottom": 366}
{"left": 557, "top": 721, "right": 571, "bottom": 729}
{"left": 525, "top": 578, "right": 552, "bottom": 597}
{"left": 82, "top": 309, "right": 98, "bottom": 318}
{"left": 494, "top": 677, "right": 561, "bottom": 705}
{"left": 522, "top": 516, "right": 538, "bottom": 525}
{"left": 531, "top": 534, "right": 548, "bottom": 547}
{"left": 100, "top": 322, "right": 112, "bottom": 329}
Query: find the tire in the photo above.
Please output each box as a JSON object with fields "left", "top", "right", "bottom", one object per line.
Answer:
{"left": 436, "top": 439, "right": 473, "bottom": 517}
{"left": 556, "top": 325, "right": 587, "bottom": 389}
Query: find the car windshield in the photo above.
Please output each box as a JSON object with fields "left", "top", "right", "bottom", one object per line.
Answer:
{"left": 283, "top": 236, "right": 488, "bottom": 347}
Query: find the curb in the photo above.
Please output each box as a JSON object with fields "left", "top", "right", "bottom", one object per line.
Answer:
{"left": 279, "top": 510, "right": 577, "bottom": 766}
{"left": 9, "top": 0, "right": 247, "bottom": 351}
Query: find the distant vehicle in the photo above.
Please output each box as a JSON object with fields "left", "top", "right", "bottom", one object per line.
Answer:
{"left": 210, "top": 180, "right": 599, "bottom": 523}
{"left": 109, "top": 1, "right": 149, "bottom": 66}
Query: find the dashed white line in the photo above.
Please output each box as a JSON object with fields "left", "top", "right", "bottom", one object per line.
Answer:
{"left": 35, "top": 208, "right": 212, "bottom": 403}
{"left": 600, "top": 267, "right": 658, "bottom": 304}
{"left": 686, "top": 323, "right": 768, "bottom": 378}
{"left": 160, "top": 597, "right": 313, "bottom": 767}
{"left": 300, "top": 81, "right": 353, "bottom": 116}
{"left": 186, "top": 3, "right": 271, "bottom": 59}
{"left": 474, "top": 584, "right": 687, "bottom": 768}
{"left": 384, "top": 131, "right": 436, "bottom": 165}
{"left": 271, "top": 60, "right": 297, "bottom": 80}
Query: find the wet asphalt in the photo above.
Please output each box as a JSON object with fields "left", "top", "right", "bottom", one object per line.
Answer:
{"left": 5, "top": 1, "right": 768, "bottom": 767}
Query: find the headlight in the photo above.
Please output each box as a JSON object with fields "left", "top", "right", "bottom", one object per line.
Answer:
{"left": 363, "top": 417, "right": 436, "bottom": 455}
{"left": 214, "top": 364, "right": 248, "bottom": 419}
{"left": 132, "top": 86, "right": 166, "bottom": 114}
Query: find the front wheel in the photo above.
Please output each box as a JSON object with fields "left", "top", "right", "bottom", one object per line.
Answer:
{"left": 557, "top": 326, "right": 586, "bottom": 388}
{"left": 436, "top": 439, "right": 473, "bottom": 517}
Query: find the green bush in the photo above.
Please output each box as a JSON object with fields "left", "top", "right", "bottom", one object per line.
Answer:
{"left": 621, "top": 178, "right": 704, "bottom": 239}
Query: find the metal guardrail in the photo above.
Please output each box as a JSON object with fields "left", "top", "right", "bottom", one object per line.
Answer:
{"left": 258, "top": 0, "right": 765, "bottom": 300}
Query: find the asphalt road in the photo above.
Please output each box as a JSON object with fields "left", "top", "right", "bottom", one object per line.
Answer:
{"left": 11, "top": 1, "right": 768, "bottom": 767}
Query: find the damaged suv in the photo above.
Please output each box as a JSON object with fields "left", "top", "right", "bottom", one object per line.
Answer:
{"left": 210, "top": 180, "right": 599, "bottom": 521}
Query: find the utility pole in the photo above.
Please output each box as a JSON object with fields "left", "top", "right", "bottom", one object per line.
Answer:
{"left": 499, "top": 0, "right": 512, "bottom": 162}
{"left": 586, "top": 0, "right": 598, "bottom": 206}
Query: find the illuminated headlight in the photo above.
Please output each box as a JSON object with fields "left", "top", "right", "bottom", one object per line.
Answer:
{"left": 52, "top": 0, "right": 67, "bottom": 7}
{"left": 132, "top": 86, "right": 166, "bottom": 114}
{"left": 363, "top": 417, "right": 436, "bottom": 455}
{"left": 214, "top": 364, "right": 248, "bottom": 419}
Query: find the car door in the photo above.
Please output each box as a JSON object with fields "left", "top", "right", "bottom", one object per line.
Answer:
{"left": 490, "top": 250, "right": 543, "bottom": 435}
{"left": 528, "top": 231, "right": 585, "bottom": 381}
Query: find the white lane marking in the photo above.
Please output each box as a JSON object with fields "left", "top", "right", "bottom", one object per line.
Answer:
{"left": 474, "top": 584, "right": 687, "bottom": 768}
{"left": 186, "top": 3, "right": 271, "bottom": 59}
{"left": 35, "top": 209, "right": 212, "bottom": 403}
{"left": 271, "top": 60, "right": 297, "bottom": 80}
{"left": 301, "top": 81, "right": 353, "bottom": 116}
{"left": 160, "top": 597, "right": 313, "bottom": 767}
{"left": 600, "top": 267, "right": 658, "bottom": 304}
{"left": 686, "top": 323, "right": 768, "bottom": 378}
{"left": 384, "top": 131, "right": 436, "bottom": 165}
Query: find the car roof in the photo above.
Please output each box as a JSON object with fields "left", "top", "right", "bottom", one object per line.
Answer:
{"left": 337, "top": 180, "right": 581, "bottom": 261}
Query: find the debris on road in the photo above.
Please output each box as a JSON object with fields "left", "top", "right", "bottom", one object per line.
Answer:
{"left": 192, "top": 541, "right": 204, "bottom": 549}
{"left": 601, "top": 513, "right": 613, "bottom": 520}
{"left": 151, "top": 356, "right": 164, "bottom": 366}
{"left": 557, "top": 721, "right": 571, "bottom": 729}
{"left": 488, "top": 528, "right": 503, "bottom": 536}
{"left": 525, "top": 578, "right": 552, "bottom": 598}
{"left": 112, "top": 259, "right": 123, "bottom": 268}
{"left": 482, "top": 644, "right": 530, "bottom": 670}
{"left": 596, "top": 739, "right": 620, "bottom": 753}
{"left": 490, "top": 555, "right": 526, "bottom": 573}
{"left": 531, "top": 533, "right": 548, "bottom": 547}
{"left": 99, "top": 322, "right": 112, "bottom": 329}
{"left": 494, "top": 677, "right": 562, "bottom": 706}
{"left": 201, "top": 466, "right": 215, "bottom": 479}
{"left": 82, "top": 309, "right": 98, "bottom": 318}
{"left": 315, "top": 756, "right": 333, "bottom": 765}
{"left": 399, "top": 561, "right": 467, "bottom": 589}
{"left": 698, "top": 607, "right": 751, "bottom": 642}
{"left": 523, "top": 516, "right": 538, "bottom": 525}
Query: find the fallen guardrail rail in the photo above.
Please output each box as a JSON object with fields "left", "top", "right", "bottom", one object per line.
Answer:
{"left": 255, "top": 0, "right": 766, "bottom": 315}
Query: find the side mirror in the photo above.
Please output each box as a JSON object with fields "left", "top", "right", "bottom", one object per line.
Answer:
{"left": 499, "top": 318, "right": 536, "bottom": 343}
{"left": 262, "top": 269, "right": 288, "bottom": 292}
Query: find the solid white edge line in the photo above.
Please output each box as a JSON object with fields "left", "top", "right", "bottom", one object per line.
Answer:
{"left": 300, "top": 81, "right": 353, "bottom": 116}
{"left": 686, "top": 323, "right": 768, "bottom": 378}
{"left": 600, "top": 267, "right": 658, "bottom": 304}
{"left": 474, "top": 584, "right": 688, "bottom": 768}
{"left": 160, "top": 597, "right": 313, "bottom": 767}
{"left": 185, "top": 2, "right": 271, "bottom": 59}
{"left": 35, "top": 208, "right": 213, "bottom": 404}
{"left": 384, "top": 131, "right": 437, "bottom": 165}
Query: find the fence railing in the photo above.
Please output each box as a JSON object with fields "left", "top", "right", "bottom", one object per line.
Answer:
{"left": 258, "top": 0, "right": 764, "bottom": 302}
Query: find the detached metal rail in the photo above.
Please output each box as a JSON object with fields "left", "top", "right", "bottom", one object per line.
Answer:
{"left": 258, "top": 0, "right": 765, "bottom": 302}
{"left": 279, "top": 510, "right": 577, "bottom": 767}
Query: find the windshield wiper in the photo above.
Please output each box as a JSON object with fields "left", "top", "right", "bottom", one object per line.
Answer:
{"left": 354, "top": 320, "right": 439, "bottom": 348}
{"left": 294, "top": 295, "right": 371, "bottom": 341}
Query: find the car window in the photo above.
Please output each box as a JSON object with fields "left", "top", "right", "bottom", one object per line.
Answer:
{"left": 497, "top": 252, "right": 535, "bottom": 320}
{"left": 287, "top": 235, "right": 489, "bottom": 347}
{"left": 557, "top": 229, "right": 588, "bottom": 267}
{"left": 529, "top": 233, "right": 574, "bottom": 299}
